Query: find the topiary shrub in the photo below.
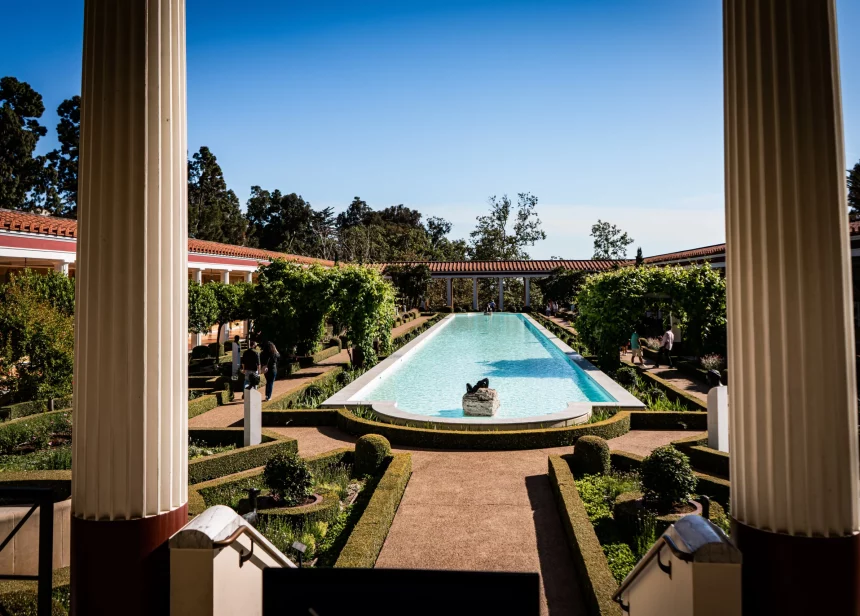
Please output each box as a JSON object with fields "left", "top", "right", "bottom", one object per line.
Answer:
{"left": 262, "top": 452, "right": 313, "bottom": 506}
{"left": 355, "top": 434, "right": 391, "bottom": 476}
{"left": 190, "top": 345, "right": 212, "bottom": 360}
{"left": 615, "top": 366, "right": 638, "bottom": 387}
{"left": 572, "top": 435, "right": 611, "bottom": 475}
{"left": 640, "top": 446, "right": 697, "bottom": 510}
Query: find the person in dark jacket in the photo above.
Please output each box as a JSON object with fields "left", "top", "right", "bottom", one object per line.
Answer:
{"left": 241, "top": 340, "right": 261, "bottom": 397}
{"left": 260, "top": 341, "right": 280, "bottom": 401}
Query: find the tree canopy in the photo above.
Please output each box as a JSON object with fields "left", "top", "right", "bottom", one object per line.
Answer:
{"left": 188, "top": 280, "right": 218, "bottom": 335}
{"left": 385, "top": 263, "right": 432, "bottom": 308}
{"left": 0, "top": 77, "right": 49, "bottom": 212}
{"left": 188, "top": 146, "right": 247, "bottom": 245}
{"left": 575, "top": 265, "right": 726, "bottom": 370}
{"left": 46, "top": 96, "right": 80, "bottom": 217}
{"left": 849, "top": 158, "right": 860, "bottom": 220}
{"left": 591, "top": 220, "right": 634, "bottom": 260}
{"left": 330, "top": 265, "right": 395, "bottom": 366}
{"left": 534, "top": 267, "right": 587, "bottom": 306}
{"left": 469, "top": 193, "right": 546, "bottom": 261}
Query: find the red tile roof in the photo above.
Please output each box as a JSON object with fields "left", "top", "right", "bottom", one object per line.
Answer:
{"left": 643, "top": 243, "right": 726, "bottom": 265}
{"left": 0, "top": 209, "right": 334, "bottom": 266}
{"left": 0, "top": 209, "right": 78, "bottom": 237}
{"left": 378, "top": 260, "right": 625, "bottom": 275}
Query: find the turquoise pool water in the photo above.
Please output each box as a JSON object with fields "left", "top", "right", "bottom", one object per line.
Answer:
{"left": 357, "top": 313, "right": 615, "bottom": 419}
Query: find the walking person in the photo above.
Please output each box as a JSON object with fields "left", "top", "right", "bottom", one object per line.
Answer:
{"left": 655, "top": 324, "right": 674, "bottom": 368}
{"left": 630, "top": 329, "right": 644, "bottom": 365}
{"left": 241, "top": 340, "right": 261, "bottom": 398}
{"left": 231, "top": 335, "right": 241, "bottom": 380}
{"left": 260, "top": 341, "right": 280, "bottom": 402}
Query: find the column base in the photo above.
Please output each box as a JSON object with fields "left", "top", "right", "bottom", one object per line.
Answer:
{"left": 71, "top": 504, "right": 188, "bottom": 616}
{"left": 732, "top": 518, "right": 860, "bottom": 614}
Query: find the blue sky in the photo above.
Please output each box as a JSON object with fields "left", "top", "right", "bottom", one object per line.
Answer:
{"left": 3, "top": 0, "right": 859, "bottom": 259}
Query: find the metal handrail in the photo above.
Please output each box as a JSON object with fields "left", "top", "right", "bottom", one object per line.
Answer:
{"left": 212, "top": 524, "right": 293, "bottom": 568}
{"left": 0, "top": 488, "right": 54, "bottom": 616}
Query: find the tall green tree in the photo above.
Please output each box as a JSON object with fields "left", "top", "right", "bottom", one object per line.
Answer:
{"left": 535, "top": 267, "right": 587, "bottom": 306}
{"left": 188, "top": 146, "right": 247, "bottom": 245}
{"left": 469, "top": 193, "right": 546, "bottom": 261}
{"left": 0, "top": 77, "right": 48, "bottom": 211}
{"left": 385, "top": 263, "right": 432, "bottom": 308}
{"left": 330, "top": 265, "right": 395, "bottom": 366}
{"left": 245, "top": 187, "right": 319, "bottom": 254}
{"left": 849, "top": 159, "right": 860, "bottom": 219}
{"left": 46, "top": 96, "right": 80, "bottom": 217}
{"left": 591, "top": 220, "right": 634, "bottom": 260}
{"left": 188, "top": 280, "right": 218, "bottom": 336}
{"left": 209, "top": 281, "right": 253, "bottom": 342}
{"left": 635, "top": 247, "right": 644, "bottom": 267}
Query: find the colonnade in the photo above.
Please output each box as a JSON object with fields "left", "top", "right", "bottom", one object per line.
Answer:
{"left": 442, "top": 276, "right": 534, "bottom": 312}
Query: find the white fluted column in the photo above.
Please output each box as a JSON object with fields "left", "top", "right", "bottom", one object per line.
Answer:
{"left": 724, "top": 1, "right": 858, "bottom": 611}
{"left": 473, "top": 278, "right": 478, "bottom": 310}
{"left": 54, "top": 262, "right": 70, "bottom": 276}
{"left": 72, "top": 0, "right": 187, "bottom": 613}
{"left": 498, "top": 278, "right": 504, "bottom": 311}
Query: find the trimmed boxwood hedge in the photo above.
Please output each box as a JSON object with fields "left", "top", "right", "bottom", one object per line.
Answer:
{"left": 188, "top": 394, "right": 218, "bottom": 419}
{"left": 257, "top": 490, "right": 341, "bottom": 526}
{"left": 335, "top": 453, "right": 412, "bottom": 568}
{"left": 629, "top": 411, "right": 707, "bottom": 431}
{"left": 188, "top": 447, "right": 355, "bottom": 517}
{"left": 0, "top": 470, "right": 72, "bottom": 501}
{"left": 0, "top": 396, "right": 73, "bottom": 422}
{"left": 609, "top": 450, "right": 730, "bottom": 507}
{"left": 261, "top": 408, "right": 338, "bottom": 427}
{"left": 620, "top": 360, "right": 707, "bottom": 411}
{"left": 0, "top": 410, "right": 72, "bottom": 456}
{"left": 548, "top": 455, "right": 621, "bottom": 616}
{"left": 187, "top": 430, "right": 298, "bottom": 484}
{"left": 263, "top": 367, "right": 343, "bottom": 410}
{"left": 336, "top": 408, "right": 631, "bottom": 450}
{"left": 310, "top": 345, "right": 341, "bottom": 364}
{"left": 671, "top": 433, "right": 729, "bottom": 478}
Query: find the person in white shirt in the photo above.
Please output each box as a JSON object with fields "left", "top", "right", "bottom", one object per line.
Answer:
{"left": 655, "top": 325, "right": 674, "bottom": 368}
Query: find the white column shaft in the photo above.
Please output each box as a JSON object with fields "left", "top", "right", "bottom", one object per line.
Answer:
{"left": 54, "top": 262, "right": 70, "bottom": 276}
{"left": 74, "top": 0, "right": 188, "bottom": 520}
{"left": 221, "top": 270, "right": 231, "bottom": 284}
{"left": 524, "top": 278, "right": 530, "bottom": 307}
{"left": 192, "top": 268, "right": 202, "bottom": 284}
{"left": 725, "top": 0, "right": 858, "bottom": 536}
{"left": 446, "top": 278, "right": 452, "bottom": 306}
{"left": 498, "top": 278, "right": 504, "bottom": 311}
{"left": 473, "top": 279, "right": 478, "bottom": 311}
{"left": 244, "top": 271, "right": 253, "bottom": 283}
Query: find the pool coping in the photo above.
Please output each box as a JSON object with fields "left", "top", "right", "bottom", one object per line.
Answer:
{"left": 321, "top": 312, "right": 645, "bottom": 431}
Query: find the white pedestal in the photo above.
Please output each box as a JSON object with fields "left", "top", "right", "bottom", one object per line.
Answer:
{"left": 244, "top": 387, "right": 262, "bottom": 447}
{"left": 707, "top": 385, "right": 729, "bottom": 453}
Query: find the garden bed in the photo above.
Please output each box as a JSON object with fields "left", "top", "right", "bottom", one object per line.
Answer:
{"left": 0, "top": 397, "right": 73, "bottom": 422}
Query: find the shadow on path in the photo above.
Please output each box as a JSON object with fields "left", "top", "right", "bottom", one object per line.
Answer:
{"left": 525, "top": 474, "right": 587, "bottom": 615}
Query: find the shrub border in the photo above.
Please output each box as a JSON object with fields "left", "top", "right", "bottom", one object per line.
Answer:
{"left": 257, "top": 490, "right": 341, "bottom": 526}
{"left": 0, "top": 397, "right": 73, "bottom": 422}
{"left": 0, "top": 409, "right": 73, "bottom": 456}
{"left": 187, "top": 428, "right": 297, "bottom": 484}
{"left": 609, "top": 450, "right": 730, "bottom": 507}
{"left": 187, "top": 447, "right": 354, "bottom": 517}
{"left": 263, "top": 367, "right": 344, "bottom": 410}
{"left": 548, "top": 455, "right": 622, "bottom": 616}
{"left": 620, "top": 359, "right": 707, "bottom": 411}
{"left": 670, "top": 433, "right": 730, "bottom": 478}
{"left": 0, "top": 470, "right": 72, "bottom": 501}
{"left": 262, "top": 408, "right": 339, "bottom": 427}
{"left": 188, "top": 394, "right": 218, "bottom": 419}
{"left": 334, "top": 453, "right": 412, "bottom": 568}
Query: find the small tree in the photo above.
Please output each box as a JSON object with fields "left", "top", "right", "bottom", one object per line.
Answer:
{"left": 640, "top": 446, "right": 697, "bottom": 510}
{"left": 331, "top": 265, "right": 396, "bottom": 367}
{"left": 188, "top": 280, "right": 218, "bottom": 336}
{"left": 252, "top": 260, "right": 334, "bottom": 356}
{"left": 591, "top": 220, "right": 634, "bottom": 260}
{"left": 209, "top": 281, "right": 253, "bottom": 342}
{"left": 385, "top": 263, "right": 431, "bottom": 309}
{"left": 263, "top": 452, "right": 313, "bottom": 506}
{"left": 0, "top": 270, "right": 74, "bottom": 402}
{"left": 635, "top": 247, "right": 644, "bottom": 267}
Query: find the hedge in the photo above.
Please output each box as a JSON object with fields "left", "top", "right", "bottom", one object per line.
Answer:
{"left": 188, "top": 375, "right": 222, "bottom": 389}
{"left": 0, "top": 396, "right": 73, "bottom": 422}
{"left": 0, "top": 410, "right": 72, "bottom": 456}
{"left": 548, "top": 455, "right": 621, "bottom": 616}
{"left": 0, "top": 470, "right": 72, "bottom": 501}
{"left": 188, "top": 447, "right": 355, "bottom": 517}
{"left": 335, "top": 453, "right": 412, "bottom": 568}
{"left": 336, "top": 408, "right": 631, "bottom": 450}
{"left": 257, "top": 490, "right": 341, "bottom": 526}
{"left": 620, "top": 360, "right": 707, "bottom": 411}
{"left": 671, "top": 433, "right": 730, "bottom": 478}
{"left": 310, "top": 345, "right": 342, "bottom": 364}
{"left": 261, "top": 408, "right": 339, "bottom": 427}
{"left": 188, "top": 394, "right": 218, "bottom": 419}
{"left": 187, "top": 431, "right": 298, "bottom": 484}
{"left": 263, "top": 367, "right": 343, "bottom": 410}
{"left": 629, "top": 411, "right": 707, "bottom": 431}
{"left": 609, "top": 450, "right": 730, "bottom": 507}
